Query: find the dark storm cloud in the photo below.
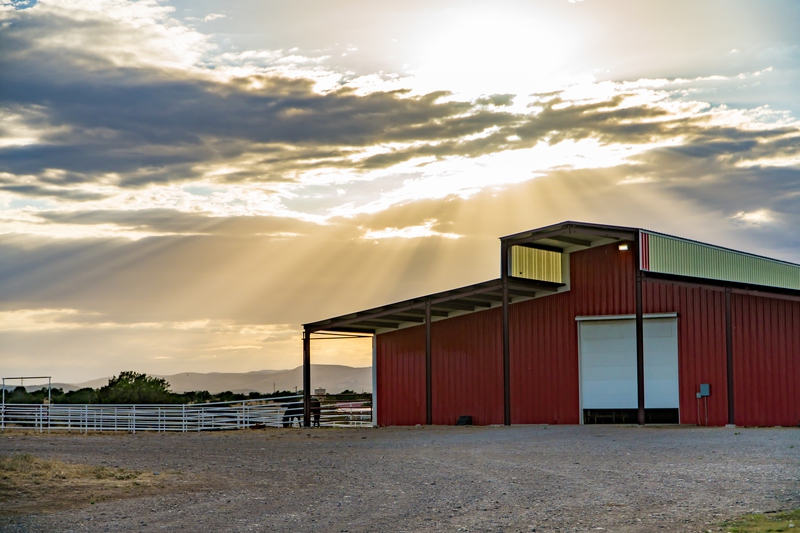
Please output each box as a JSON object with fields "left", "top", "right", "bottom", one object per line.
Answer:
{"left": 11, "top": 4, "right": 800, "bottom": 193}
{"left": 37, "top": 209, "right": 320, "bottom": 235}
{"left": 3, "top": 1, "right": 800, "bottom": 261}
{"left": 639, "top": 152, "right": 800, "bottom": 217}
{"left": 1, "top": 6, "right": 519, "bottom": 187}
{"left": 353, "top": 97, "right": 799, "bottom": 170}
{"left": 475, "top": 94, "right": 515, "bottom": 107}
{"left": 0, "top": 183, "right": 107, "bottom": 201}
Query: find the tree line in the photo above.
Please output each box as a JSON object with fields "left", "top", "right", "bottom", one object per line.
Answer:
{"left": 2, "top": 371, "right": 364, "bottom": 405}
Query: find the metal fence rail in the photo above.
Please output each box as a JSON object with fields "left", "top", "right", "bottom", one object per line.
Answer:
{"left": 0, "top": 395, "right": 373, "bottom": 433}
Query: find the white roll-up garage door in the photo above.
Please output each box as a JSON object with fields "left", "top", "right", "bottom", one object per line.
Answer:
{"left": 579, "top": 316, "right": 679, "bottom": 410}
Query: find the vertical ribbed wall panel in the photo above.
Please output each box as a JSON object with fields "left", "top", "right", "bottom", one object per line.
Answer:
{"left": 571, "top": 244, "right": 636, "bottom": 316}
{"left": 376, "top": 326, "right": 426, "bottom": 426}
{"left": 732, "top": 294, "right": 800, "bottom": 426}
{"left": 643, "top": 282, "right": 728, "bottom": 425}
{"left": 646, "top": 232, "right": 800, "bottom": 290}
{"left": 510, "top": 246, "right": 563, "bottom": 282}
{"left": 510, "top": 291, "right": 579, "bottom": 424}
{"left": 431, "top": 309, "right": 504, "bottom": 425}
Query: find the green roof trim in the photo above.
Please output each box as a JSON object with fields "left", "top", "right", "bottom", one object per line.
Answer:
{"left": 644, "top": 232, "right": 800, "bottom": 290}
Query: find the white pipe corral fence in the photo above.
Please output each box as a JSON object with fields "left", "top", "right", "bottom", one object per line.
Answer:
{"left": 0, "top": 394, "right": 373, "bottom": 433}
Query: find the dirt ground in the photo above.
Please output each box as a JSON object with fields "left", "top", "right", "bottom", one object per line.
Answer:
{"left": 0, "top": 425, "right": 798, "bottom": 532}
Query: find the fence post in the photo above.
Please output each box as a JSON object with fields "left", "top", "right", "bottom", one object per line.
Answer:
{"left": 132, "top": 405, "right": 136, "bottom": 434}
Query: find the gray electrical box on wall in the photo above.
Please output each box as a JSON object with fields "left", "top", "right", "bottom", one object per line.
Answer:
{"left": 699, "top": 383, "right": 710, "bottom": 397}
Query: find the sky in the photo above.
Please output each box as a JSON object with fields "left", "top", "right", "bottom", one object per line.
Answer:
{"left": 2, "top": 0, "right": 800, "bottom": 384}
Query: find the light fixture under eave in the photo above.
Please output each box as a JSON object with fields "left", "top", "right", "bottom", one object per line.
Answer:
{"left": 618, "top": 243, "right": 629, "bottom": 251}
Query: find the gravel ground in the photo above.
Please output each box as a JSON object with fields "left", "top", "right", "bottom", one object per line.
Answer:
{"left": 1, "top": 425, "right": 798, "bottom": 532}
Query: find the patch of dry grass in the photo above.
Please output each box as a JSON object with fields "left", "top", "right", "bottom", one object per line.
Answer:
{"left": 0, "top": 452, "right": 180, "bottom": 515}
{"left": 1, "top": 452, "right": 141, "bottom": 481}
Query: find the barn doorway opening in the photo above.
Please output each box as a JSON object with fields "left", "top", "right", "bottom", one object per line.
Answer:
{"left": 578, "top": 316, "right": 680, "bottom": 424}
{"left": 583, "top": 408, "right": 679, "bottom": 424}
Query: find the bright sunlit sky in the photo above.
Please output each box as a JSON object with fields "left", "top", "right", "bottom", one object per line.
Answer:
{"left": 2, "top": 0, "right": 800, "bottom": 383}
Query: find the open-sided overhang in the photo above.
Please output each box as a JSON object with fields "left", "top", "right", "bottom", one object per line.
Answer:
{"left": 501, "top": 221, "right": 638, "bottom": 252}
{"left": 303, "top": 277, "right": 563, "bottom": 334}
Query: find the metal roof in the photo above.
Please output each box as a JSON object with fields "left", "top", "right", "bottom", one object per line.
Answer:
{"left": 304, "top": 221, "right": 800, "bottom": 334}
{"left": 500, "top": 221, "right": 639, "bottom": 250}
{"left": 642, "top": 230, "right": 800, "bottom": 291}
{"left": 304, "top": 277, "right": 563, "bottom": 334}
{"left": 502, "top": 221, "right": 800, "bottom": 290}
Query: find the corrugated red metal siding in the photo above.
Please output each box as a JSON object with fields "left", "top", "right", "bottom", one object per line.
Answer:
{"left": 496, "top": 243, "right": 732, "bottom": 426}
{"left": 571, "top": 243, "right": 635, "bottom": 316}
{"left": 570, "top": 244, "right": 730, "bottom": 425}
{"left": 509, "top": 242, "right": 632, "bottom": 424}
{"left": 430, "top": 309, "right": 504, "bottom": 425}
{"left": 375, "top": 241, "right": 798, "bottom": 427}
{"left": 510, "top": 291, "right": 579, "bottom": 424}
{"left": 376, "top": 326, "right": 426, "bottom": 426}
{"left": 643, "top": 282, "right": 728, "bottom": 426}
{"left": 732, "top": 293, "right": 800, "bottom": 426}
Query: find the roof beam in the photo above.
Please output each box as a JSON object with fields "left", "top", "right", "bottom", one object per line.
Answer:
{"left": 364, "top": 317, "right": 410, "bottom": 324}
{"left": 508, "top": 290, "right": 537, "bottom": 299}
{"left": 502, "top": 223, "right": 637, "bottom": 246}
{"left": 381, "top": 314, "right": 426, "bottom": 323}
{"left": 428, "top": 282, "right": 503, "bottom": 305}
{"left": 465, "top": 293, "right": 503, "bottom": 302}
{"left": 432, "top": 302, "right": 478, "bottom": 312}
{"left": 306, "top": 300, "right": 425, "bottom": 332}
{"left": 305, "top": 279, "right": 510, "bottom": 332}
{"left": 356, "top": 320, "right": 401, "bottom": 328}
{"left": 515, "top": 242, "right": 564, "bottom": 254}
{"left": 324, "top": 326, "right": 377, "bottom": 334}
{"left": 550, "top": 235, "right": 592, "bottom": 247}
{"left": 457, "top": 299, "right": 493, "bottom": 308}
{"left": 508, "top": 279, "right": 563, "bottom": 292}
{"left": 402, "top": 308, "right": 450, "bottom": 317}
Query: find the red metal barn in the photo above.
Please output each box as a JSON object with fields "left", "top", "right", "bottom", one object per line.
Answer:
{"left": 302, "top": 222, "right": 800, "bottom": 427}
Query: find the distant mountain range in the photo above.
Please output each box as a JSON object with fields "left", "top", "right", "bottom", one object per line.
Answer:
{"left": 40, "top": 365, "right": 372, "bottom": 395}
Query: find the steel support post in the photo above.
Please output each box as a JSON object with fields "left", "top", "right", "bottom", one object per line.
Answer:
{"left": 725, "top": 287, "right": 735, "bottom": 425}
{"left": 501, "top": 241, "right": 511, "bottom": 426}
{"left": 303, "top": 328, "right": 311, "bottom": 428}
{"left": 371, "top": 335, "right": 378, "bottom": 427}
{"left": 425, "top": 299, "right": 433, "bottom": 425}
{"left": 635, "top": 233, "right": 646, "bottom": 425}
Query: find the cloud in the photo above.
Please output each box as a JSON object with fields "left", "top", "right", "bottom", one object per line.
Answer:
{"left": 35, "top": 209, "right": 321, "bottom": 236}
{"left": 362, "top": 219, "right": 461, "bottom": 240}
{"left": 3, "top": 0, "right": 799, "bottom": 241}
{"left": 3, "top": 0, "right": 800, "bottom": 383}
{"left": 732, "top": 209, "right": 775, "bottom": 226}
{"left": 0, "top": 182, "right": 107, "bottom": 201}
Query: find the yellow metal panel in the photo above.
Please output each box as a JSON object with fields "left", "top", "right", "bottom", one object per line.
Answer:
{"left": 510, "top": 246, "right": 562, "bottom": 283}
